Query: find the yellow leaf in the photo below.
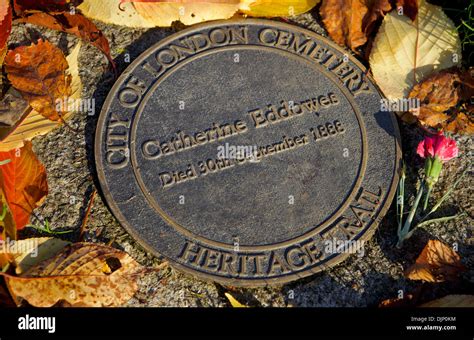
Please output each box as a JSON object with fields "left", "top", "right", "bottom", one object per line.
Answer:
{"left": 0, "top": 42, "right": 82, "bottom": 152}
{"left": 369, "top": 0, "right": 461, "bottom": 99}
{"left": 240, "top": 0, "right": 320, "bottom": 17}
{"left": 78, "top": 0, "right": 319, "bottom": 27}
{"left": 78, "top": 0, "right": 153, "bottom": 28}
{"left": 132, "top": 2, "right": 239, "bottom": 27}
{"left": 225, "top": 292, "right": 248, "bottom": 307}
{"left": 0, "top": 237, "right": 70, "bottom": 275}
{"left": 3, "top": 243, "right": 144, "bottom": 307}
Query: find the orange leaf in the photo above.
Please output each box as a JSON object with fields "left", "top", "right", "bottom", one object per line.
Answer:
{"left": 445, "top": 112, "right": 474, "bottom": 135}
{"left": 4, "top": 39, "right": 72, "bottom": 122}
{"left": 13, "top": 0, "right": 83, "bottom": 16}
{"left": 379, "top": 294, "right": 414, "bottom": 307}
{"left": 0, "top": 141, "right": 48, "bottom": 237}
{"left": 405, "top": 240, "right": 465, "bottom": 283}
{"left": 320, "top": 0, "right": 392, "bottom": 52}
{"left": 18, "top": 12, "right": 114, "bottom": 68}
{"left": 409, "top": 70, "right": 461, "bottom": 114}
{"left": 0, "top": 0, "right": 12, "bottom": 65}
{"left": 409, "top": 68, "right": 474, "bottom": 133}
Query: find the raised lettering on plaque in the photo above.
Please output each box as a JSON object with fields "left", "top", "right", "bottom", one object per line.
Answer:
{"left": 95, "top": 20, "right": 401, "bottom": 286}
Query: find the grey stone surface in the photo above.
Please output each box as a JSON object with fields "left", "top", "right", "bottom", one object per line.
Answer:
{"left": 10, "top": 12, "right": 473, "bottom": 306}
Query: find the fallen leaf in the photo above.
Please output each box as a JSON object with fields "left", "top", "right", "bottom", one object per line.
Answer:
{"left": 79, "top": 0, "right": 318, "bottom": 27}
{"left": 132, "top": 2, "right": 240, "bottom": 27}
{"left": 0, "top": 252, "right": 12, "bottom": 268}
{"left": 5, "top": 39, "right": 72, "bottom": 122}
{"left": 421, "top": 295, "right": 474, "bottom": 308}
{"left": 408, "top": 68, "right": 474, "bottom": 133}
{"left": 0, "top": 187, "right": 16, "bottom": 240}
{"left": 320, "top": 0, "right": 392, "bottom": 52}
{"left": 320, "top": 0, "right": 368, "bottom": 51}
{"left": 0, "top": 88, "right": 31, "bottom": 140}
{"left": 13, "top": 0, "right": 83, "bottom": 16}
{"left": 0, "top": 0, "right": 12, "bottom": 66}
{"left": 363, "top": 0, "right": 393, "bottom": 37}
{"left": 3, "top": 243, "right": 144, "bottom": 307}
{"left": 445, "top": 112, "right": 474, "bottom": 135}
{"left": 409, "top": 69, "right": 460, "bottom": 126}
{"left": 369, "top": 0, "right": 461, "bottom": 99}
{"left": 0, "top": 141, "right": 48, "bottom": 238}
{"left": 225, "top": 292, "right": 248, "bottom": 307}
{"left": 379, "top": 294, "right": 414, "bottom": 307}
{"left": 405, "top": 240, "right": 465, "bottom": 283}
{"left": 18, "top": 12, "right": 113, "bottom": 67}
{"left": 78, "top": 0, "right": 154, "bottom": 28}
{"left": 0, "top": 42, "right": 82, "bottom": 151}
{"left": 240, "top": 0, "right": 320, "bottom": 17}
{"left": 0, "top": 237, "right": 70, "bottom": 274}
{"left": 395, "top": 0, "right": 418, "bottom": 21}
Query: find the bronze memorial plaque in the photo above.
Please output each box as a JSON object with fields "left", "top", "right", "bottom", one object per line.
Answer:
{"left": 95, "top": 19, "right": 401, "bottom": 286}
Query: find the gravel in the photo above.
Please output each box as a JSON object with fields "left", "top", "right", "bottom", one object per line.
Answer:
{"left": 9, "top": 10, "right": 473, "bottom": 307}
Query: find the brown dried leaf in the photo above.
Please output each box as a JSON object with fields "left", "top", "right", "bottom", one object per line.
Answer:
{"left": 363, "top": 0, "right": 392, "bottom": 37}
{"left": 320, "top": 0, "right": 392, "bottom": 52}
{"left": 409, "top": 70, "right": 460, "bottom": 114}
{"left": 18, "top": 12, "right": 114, "bottom": 67}
{"left": 0, "top": 88, "right": 31, "bottom": 142}
{"left": 405, "top": 240, "right": 465, "bottom": 283}
{"left": 445, "top": 112, "right": 474, "bottom": 135}
{"left": 13, "top": 0, "right": 83, "bottom": 16}
{"left": 320, "top": 0, "right": 368, "bottom": 51}
{"left": 0, "top": 42, "right": 82, "bottom": 151}
{"left": 459, "top": 68, "right": 474, "bottom": 101}
{"left": 5, "top": 39, "right": 71, "bottom": 122}
{"left": 3, "top": 243, "right": 144, "bottom": 307}
{"left": 395, "top": 0, "right": 418, "bottom": 21}
{"left": 408, "top": 68, "right": 474, "bottom": 133}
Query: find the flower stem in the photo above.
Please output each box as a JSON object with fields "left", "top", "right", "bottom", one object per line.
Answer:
{"left": 416, "top": 212, "right": 466, "bottom": 229}
{"left": 423, "top": 185, "right": 432, "bottom": 211}
{"left": 397, "top": 183, "right": 424, "bottom": 248}
{"left": 419, "top": 167, "right": 468, "bottom": 223}
{"left": 396, "top": 163, "right": 406, "bottom": 237}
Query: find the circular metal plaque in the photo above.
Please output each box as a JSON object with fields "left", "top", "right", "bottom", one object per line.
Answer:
{"left": 95, "top": 19, "right": 401, "bottom": 286}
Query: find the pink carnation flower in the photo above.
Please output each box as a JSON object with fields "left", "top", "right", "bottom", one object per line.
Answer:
{"left": 416, "top": 132, "right": 458, "bottom": 162}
